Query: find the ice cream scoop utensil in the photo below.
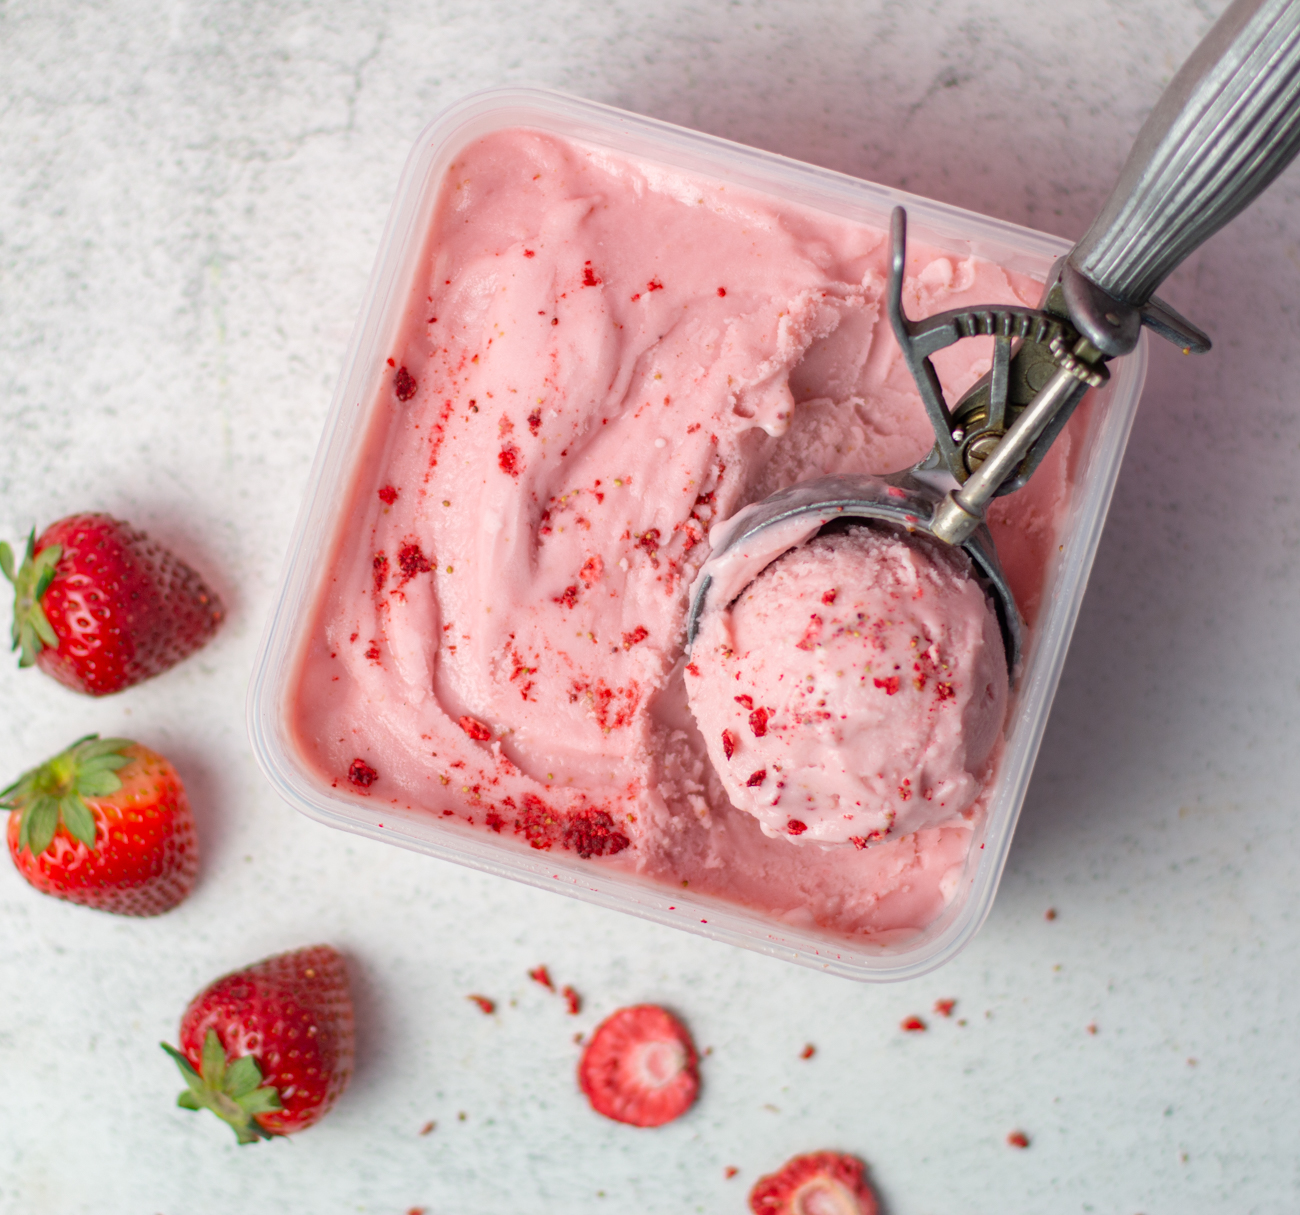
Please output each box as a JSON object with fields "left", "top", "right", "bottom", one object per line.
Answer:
{"left": 930, "top": 0, "right": 1300, "bottom": 543}
{"left": 689, "top": 0, "right": 1300, "bottom": 664}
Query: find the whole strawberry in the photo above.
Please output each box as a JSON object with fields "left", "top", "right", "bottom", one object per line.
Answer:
{"left": 3, "top": 734, "right": 197, "bottom": 915}
{"left": 162, "top": 945, "right": 355, "bottom": 1143}
{"left": 1, "top": 513, "right": 223, "bottom": 695}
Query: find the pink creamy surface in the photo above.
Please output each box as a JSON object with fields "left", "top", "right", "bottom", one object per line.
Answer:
{"left": 686, "top": 528, "right": 1008, "bottom": 848}
{"left": 289, "top": 128, "right": 1077, "bottom": 941}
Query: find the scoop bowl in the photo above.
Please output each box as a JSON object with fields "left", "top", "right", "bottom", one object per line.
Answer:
{"left": 684, "top": 472, "right": 1023, "bottom": 674}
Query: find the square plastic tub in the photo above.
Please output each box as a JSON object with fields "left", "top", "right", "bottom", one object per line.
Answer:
{"left": 248, "top": 87, "right": 1146, "bottom": 982}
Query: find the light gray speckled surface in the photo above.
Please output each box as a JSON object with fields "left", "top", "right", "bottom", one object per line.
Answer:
{"left": 2, "top": 2, "right": 1298, "bottom": 1212}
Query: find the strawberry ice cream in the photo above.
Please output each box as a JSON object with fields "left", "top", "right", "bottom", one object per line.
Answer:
{"left": 685, "top": 526, "right": 1008, "bottom": 847}
{"left": 286, "top": 125, "right": 1078, "bottom": 942}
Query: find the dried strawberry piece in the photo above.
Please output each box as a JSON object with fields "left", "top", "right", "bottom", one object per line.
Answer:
{"left": 458, "top": 716, "right": 492, "bottom": 742}
{"left": 348, "top": 759, "right": 377, "bottom": 788}
{"left": 578, "top": 1005, "right": 699, "bottom": 1127}
{"left": 721, "top": 730, "right": 737, "bottom": 760}
{"left": 563, "top": 808, "right": 630, "bottom": 859}
{"left": 748, "top": 1151, "right": 878, "bottom": 1215}
{"left": 393, "top": 366, "right": 417, "bottom": 401}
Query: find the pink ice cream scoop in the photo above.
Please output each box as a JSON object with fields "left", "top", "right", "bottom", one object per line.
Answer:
{"left": 686, "top": 524, "right": 1008, "bottom": 847}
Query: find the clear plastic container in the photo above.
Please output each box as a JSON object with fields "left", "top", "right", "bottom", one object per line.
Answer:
{"left": 248, "top": 87, "right": 1146, "bottom": 981}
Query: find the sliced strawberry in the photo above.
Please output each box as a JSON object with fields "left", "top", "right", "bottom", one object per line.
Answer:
{"left": 3, "top": 735, "right": 197, "bottom": 915}
{"left": 1, "top": 514, "right": 222, "bottom": 695}
{"left": 578, "top": 1004, "right": 699, "bottom": 1127}
{"left": 748, "top": 1151, "right": 878, "bottom": 1215}
{"left": 162, "top": 945, "right": 354, "bottom": 1142}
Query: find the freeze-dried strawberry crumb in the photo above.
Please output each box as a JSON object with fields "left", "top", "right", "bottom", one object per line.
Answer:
{"left": 901, "top": 1016, "right": 926, "bottom": 1032}
{"left": 499, "top": 444, "right": 521, "bottom": 476}
{"left": 795, "top": 614, "right": 822, "bottom": 651}
{"left": 686, "top": 662, "right": 700, "bottom": 677}
{"left": 485, "top": 811, "right": 505, "bottom": 833}
{"left": 373, "top": 552, "right": 388, "bottom": 593}
{"left": 418, "top": 1121, "right": 435, "bottom": 1136}
{"left": 622, "top": 625, "right": 649, "bottom": 649}
{"left": 800, "top": 1044, "right": 816, "bottom": 1059}
{"left": 458, "top": 716, "right": 492, "bottom": 741}
{"left": 849, "top": 836, "right": 868, "bottom": 850}
{"left": 821, "top": 589, "right": 837, "bottom": 604}
{"left": 721, "top": 730, "right": 737, "bottom": 760}
{"left": 528, "top": 409, "right": 542, "bottom": 435}
{"left": 378, "top": 485, "right": 399, "bottom": 504}
{"left": 467, "top": 994, "right": 495, "bottom": 1014}
{"left": 578, "top": 1005, "right": 699, "bottom": 1127}
{"left": 786, "top": 819, "right": 807, "bottom": 835}
{"left": 1007, "top": 1130, "right": 1030, "bottom": 1149}
{"left": 563, "top": 808, "right": 630, "bottom": 859}
{"left": 874, "top": 676, "right": 900, "bottom": 695}
{"left": 529, "top": 965, "right": 554, "bottom": 991}
{"left": 717, "top": 287, "right": 727, "bottom": 298}
{"left": 934, "top": 999, "right": 957, "bottom": 1017}
{"left": 563, "top": 985, "right": 582, "bottom": 1016}
{"left": 365, "top": 644, "right": 381, "bottom": 662}
{"left": 935, "top": 681, "right": 954, "bottom": 701}
{"left": 349, "top": 758, "right": 378, "bottom": 787}
{"left": 746, "top": 770, "right": 767, "bottom": 787}
{"left": 749, "top": 707, "right": 771, "bottom": 736}
{"left": 554, "top": 584, "right": 579, "bottom": 609}
{"left": 748, "top": 1151, "right": 877, "bottom": 1215}
{"left": 581, "top": 556, "right": 604, "bottom": 586}
{"left": 515, "top": 793, "right": 557, "bottom": 851}
{"left": 398, "top": 542, "right": 432, "bottom": 578}
{"left": 582, "top": 261, "right": 602, "bottom": 287}
{"left": 734, "top": 694, "right": 754, "bottom": 710}
{"left": 725, "top": 1166, "right": 739, "bottom": 1179}
{"left": 646, "top": 278, "right": 664, "bottom": 291}
{"left": 1045, "top": 907, "right": 1058, "bottom": 920}
{"left": 394, "top": 366, "right": 417, "bottom": 401}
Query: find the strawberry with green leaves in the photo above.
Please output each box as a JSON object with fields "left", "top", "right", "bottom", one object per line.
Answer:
{"left": 1, "top": 513, "right": 223, "bottom": 696}
{"left": 3, "top": 734, "right": 197, "bottom": 915}
{"left": 162, "top": 945, "right": 355, "bottom": 1143}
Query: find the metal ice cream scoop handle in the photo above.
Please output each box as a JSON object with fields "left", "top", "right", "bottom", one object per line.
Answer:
{"left": 929, "top": 0, "right": 1300, "bottom": 545}
{"left": 688, "top": 0, "right": 1300, "bottom": 671}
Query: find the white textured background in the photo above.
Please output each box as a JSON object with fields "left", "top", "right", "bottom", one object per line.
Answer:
{"left": 2, "top": 2, "right": 1298, "bottom": 1212}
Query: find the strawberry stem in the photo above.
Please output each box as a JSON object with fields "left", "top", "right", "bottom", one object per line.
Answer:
{"left": 2, "top": 531, "right": 62, "bottom": 667}
{"left": 0, "top": 734, "right": 134, "bottom": 856}
{"left": 162, "top": 1030, "right": 283, "bottom": 1145}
